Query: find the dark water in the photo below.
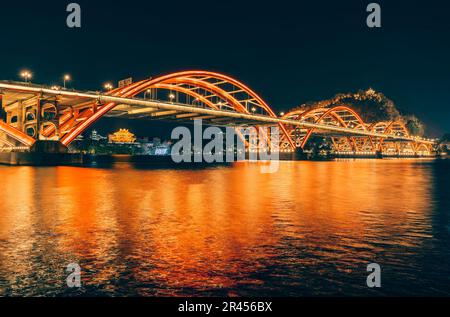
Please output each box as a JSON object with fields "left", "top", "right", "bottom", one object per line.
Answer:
{"left": 0, "top": 158, "right": 449, "bottom": 297}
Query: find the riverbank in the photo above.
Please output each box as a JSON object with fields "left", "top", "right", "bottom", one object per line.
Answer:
{"left": 0, "top": 151, "right": 440, "bottom": 166}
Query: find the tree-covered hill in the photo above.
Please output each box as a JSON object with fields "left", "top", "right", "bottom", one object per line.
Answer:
{"left": 291, "top": 89, "right": 426, "bottom": 136}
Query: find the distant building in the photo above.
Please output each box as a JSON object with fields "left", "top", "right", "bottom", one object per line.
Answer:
{"left": 90, "top": 130, "right": 107, "bottom": 142}
{"left": 153, "top": 137, "right": 161, "bottom": 146}
{"left": 139, "top": 142, "right": 154, "bottom": 155}
{"left": 108, "top": 129, "right": 137, "bottom": 144}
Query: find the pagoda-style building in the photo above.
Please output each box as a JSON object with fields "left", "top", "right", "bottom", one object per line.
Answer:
{"left": 108, "top": 129, "right": 137, "bottom": 144}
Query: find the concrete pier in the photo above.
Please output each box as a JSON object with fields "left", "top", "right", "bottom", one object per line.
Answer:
{"left": 0, "top": 152, "right": 83, "bottom": 166}
{"left": 0, "top": 141, "right": 82, "bottom": 166}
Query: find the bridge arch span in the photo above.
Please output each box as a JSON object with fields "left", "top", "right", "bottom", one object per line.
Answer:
{"left": 415, "top": 143, "right": 433, "bottom": 154}
{"left": 280, "top": 105, "right": 372, "bottom": 151}
{"left": 368, "top": 120, "right": 414, "bottom": 154}
{"left": 60, "top": 71, "right": 296, "bottom": 149}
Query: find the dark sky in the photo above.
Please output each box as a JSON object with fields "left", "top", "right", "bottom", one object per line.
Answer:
{"left": 1, "top": 0, "right": 449, "bottom": 136}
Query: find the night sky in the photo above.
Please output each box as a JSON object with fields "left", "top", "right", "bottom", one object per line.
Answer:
{"left": 1, "top": 0, "right": 449, "bottom": 137}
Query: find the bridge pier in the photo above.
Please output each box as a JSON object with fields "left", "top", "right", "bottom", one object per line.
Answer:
{"left": 30, "top": 140, "right": 68, "bottom": 154}
{"left": 0, "top": 141, "right": 82, "bottom": 166}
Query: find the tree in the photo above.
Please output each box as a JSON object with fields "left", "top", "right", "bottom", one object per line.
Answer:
{"left": 404, "top": 115, "right": 425, "bottom": 137}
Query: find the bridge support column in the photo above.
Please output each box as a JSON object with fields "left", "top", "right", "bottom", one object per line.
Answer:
{"left": 0, "top": 141, "right": 82, "bottom": 166}
{"left": 30, "top": 140, "right": 68, "bottom": 153}
{"left": 38, "top": 98, "right": 60, "bottom": 141}
{"left": 0, "top": 92, "right": 6, "bottom": 121}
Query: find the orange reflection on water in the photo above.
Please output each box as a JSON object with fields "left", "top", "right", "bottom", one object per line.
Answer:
{"left": 0, "top": 159, "right": 436, "bottom": 296}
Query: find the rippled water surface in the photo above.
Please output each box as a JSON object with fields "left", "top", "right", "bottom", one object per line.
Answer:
{"left": 0, "top": 158, "right": 449, "bottom": 296}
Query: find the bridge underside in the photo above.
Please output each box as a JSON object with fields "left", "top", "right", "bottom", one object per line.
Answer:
{"left": 105, "top": 104, "right": 273, "bottom": 126}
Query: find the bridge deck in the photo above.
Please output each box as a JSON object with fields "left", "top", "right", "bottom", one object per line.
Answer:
{"left": 0, "top": 81, "right": 435, "bottom": 146}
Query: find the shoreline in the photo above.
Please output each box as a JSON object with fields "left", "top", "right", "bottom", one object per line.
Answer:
{"left": 0, "top": 152, "right": 442, "bottom": 167}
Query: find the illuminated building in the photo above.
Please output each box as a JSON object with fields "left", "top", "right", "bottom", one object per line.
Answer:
{"left": 108, "top": 129, "right": 137, "bottom": 144}
{"left": 90, "top": 130, "right": 107, "bottom": 142}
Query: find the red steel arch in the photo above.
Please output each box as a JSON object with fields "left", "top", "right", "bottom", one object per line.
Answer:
{"left": 280, "top": 105, "right": 373, "bottom": 151}
{"left": 60, "top": 71, "right": 296, "bottom": 149}
{"left": 300, "top": 106, "right": 369, "bottom": 149}
{"left": 368, "top": 120, "right": 413, "bottom": 153}
{"left": 0, "top": 120, "right": 36, "bottom": 147}
{"left": 415, "top": 142, "right": 432, "bottom": 154}
{"left": 279, "top": 105, "right": 432, "bottom": 155}
{"left": 368, "top": 121, "right": 409, "bottom": 137}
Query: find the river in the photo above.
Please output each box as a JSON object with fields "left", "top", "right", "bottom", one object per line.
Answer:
{"left": 0, "top": 158, "right": 449, "bottom": 296}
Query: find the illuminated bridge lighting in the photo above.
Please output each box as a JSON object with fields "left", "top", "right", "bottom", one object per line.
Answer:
{"left": 0, "top": 71, "right": 436, "bottom": 156}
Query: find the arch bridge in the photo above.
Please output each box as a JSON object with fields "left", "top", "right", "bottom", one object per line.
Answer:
{"left": 280, "top": 106, "right": 432, "bottom": 156}
{"left": 0, "top": 71, "right": 434, "bottom": 156}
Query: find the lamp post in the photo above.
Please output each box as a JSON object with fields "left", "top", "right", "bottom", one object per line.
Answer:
{"left": 63, "top": 74, "right": 71, "bottom": 89}
{"left": 20, "top": 70, "right": 32, "bottom": 83}
{"left": 104, "top": 83, "right": 113, "bottom": 91}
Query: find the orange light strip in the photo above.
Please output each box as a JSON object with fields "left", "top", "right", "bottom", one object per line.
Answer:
{"left": 61, "top": 71, "right": 296, "bottom": 148}
{"left": 0, "top": 120, "right": 35, "bottom": 147}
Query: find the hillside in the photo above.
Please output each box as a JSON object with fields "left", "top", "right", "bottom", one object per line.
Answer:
{"left": 291, "top": 89, "right": 425, "bottom": 136}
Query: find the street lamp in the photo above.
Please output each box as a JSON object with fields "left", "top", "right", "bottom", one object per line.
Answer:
{"left": 20, "top": 70, "right": 32, "bottom": 83}
{"left": 104, "top": 83, "right": 113, "bottom": 91}
{"left": 251, "top": 107, "right": 257, "bottom": 114}
{"left": 169, "top": 93, "right": 175, "bottom": 102}
{"left": 63, "top": 74, "right": 71, "bottom": 89}
{"left": 280, "top": 112, "right": 285, "bottom": 117}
